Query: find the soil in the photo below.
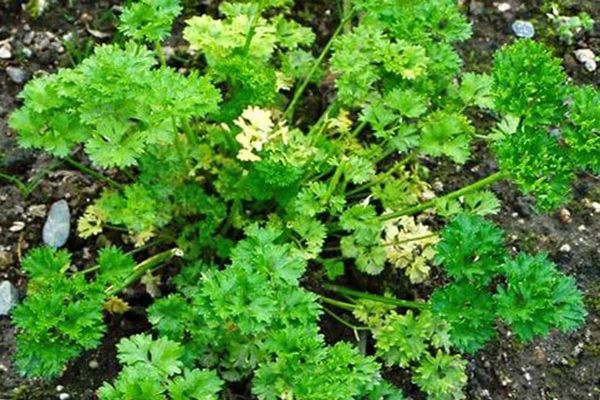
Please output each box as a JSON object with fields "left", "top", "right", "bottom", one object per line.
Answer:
{"left": 0, "top": 1, "right": 598, "bottom": 399}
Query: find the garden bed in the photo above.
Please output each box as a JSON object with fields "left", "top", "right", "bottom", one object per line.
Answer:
{"left": 1, "top": 0, "right": 598, "bottom": 399}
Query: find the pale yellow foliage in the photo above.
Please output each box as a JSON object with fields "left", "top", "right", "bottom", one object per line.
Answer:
{"left": 77, "top": 205, "right": 105, "bottom": 239}
{"left": 234, "top": 106, "right": 289, "bottom": 162}
{"left": 383, "top": 216, "right": 438, "bottom": 284}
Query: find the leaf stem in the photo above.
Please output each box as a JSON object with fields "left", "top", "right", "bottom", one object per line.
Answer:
{"left": 322, "top": 306, "right": 369, "bottom": 331}
{"left": 323, "top": 283, "right": 428, "bottom": 310}
{"left": 106, "top": 248, "right": 183, "bottom": 296}
{"left": 0, "top": 171, "right": 27, "bottom": 194}
{"left": 242, "top": 1, "right": 264, "bottom": 55}
{"left": 155, "top": 41, "right": 167, "bottom": 67}
{"left": 379, "top": 170, "right": 508, "bottom": 221}
{"left": 284, "top": 11, "right": 356, "bottom": 122}
{"left": 64, "top": 156, "right": 122, "bottom": 189}
{"left": 318, "top": 294, "right": 357, "bottom": 311}
{"left": 346, "top": 152, "right": 416, "bottom": 196}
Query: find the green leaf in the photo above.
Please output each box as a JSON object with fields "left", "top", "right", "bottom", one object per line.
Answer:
{"left": 493, "top": 40, "right": 567, "bottom": 125}
{"left": 167, "top": 369, "right": 223, "bottom": 400}
{"left": 420, "top": 110, "right": 474, "bottom": 164}
{"left": 435, "top": 214, "right": 506, "bottom": 284}
{"left": 119, "top": 0, "right": 182, "bottom": 43}
{"left": 495, "top": 253, "right": 587, "bottom": 341}
{"left": 412, "top": 351, "right": 467, "bottom": 400}
{"left": 457, "top": 73, "right": 494, "bottom": 109}
{"left": 431, "top": 283, "right": 497, "bottom": 353}
{"left": 117, "top": 334, "right": 184, "bottom": 377}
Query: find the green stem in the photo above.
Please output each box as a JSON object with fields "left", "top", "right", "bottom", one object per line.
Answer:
{"left": 0, "top": 171, "right": 27, "bottom": 193}
{"left": 322, "top": 306, "right": 369, "bottom": 331}
{"left": 155, "top": 41, "right": 166, "bottom": 67}
{"left": 350, "top": 119, "right": 368, "bottom": 138}
{"left": 307, "top": 100, "right": 341, "bottom": 138}
{"left": 181, "top": 118, "right": 199, "bottom": 147}
{"left": 379, "top": 170, "right": 508, "bottom": 222}
{"left": 106, "top": 248, "right": 183, "bottom": 296}
{"left": 242, "top": 1, "right": 264, "bottom": 55}
{"left": 380, "top": 233, "right": 437, "bottom": 247}
{"left": 318, "top": 295, "right": 357, "bottom": 311}
{"left": 64, "top": 156, "right": 122, "bottom": 189}
{"left": 284, "top": 11, "right": 356, "bottom": 122}
{"left": 346, "top": 152, "right": 415, "bottom": 196}
{"left": 171, "top": 117, "right": 190, "bottom": 169}
{"left": 323, "top": 284, "right": 428, "bottom": 310}
{"left": 324, "top": 233, "right": 437, "bottom": 252}
{"left": 323, "top": 160, "right": 346, "bottom": 204}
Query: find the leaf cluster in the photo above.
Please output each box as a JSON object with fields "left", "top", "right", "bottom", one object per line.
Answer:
{"left": 431, "top": 215, "right": 587, "bottom": 353}
{"left": 119, "top": 0, "right": 183, "bottom": 43}
{"left": 98, "top": 334, "right": 223, "bottom": 399}
{"left": 492, "top": 40, "right": 599, "bottom": 210}
{"left": 9, "top": 42, "right": 220, "bottom": 168}
{"left": 12, "top": 246, "right": 135, "bottom": 378}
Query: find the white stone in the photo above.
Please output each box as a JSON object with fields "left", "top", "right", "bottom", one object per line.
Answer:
{"left": 574, "top": 49, "right": 597, "bottom": 72}
{"left": 496, "top": 2, "right": 512, "bottom": 12}
{"left": 0, "top": 43, "right": 12, "bottom": 59}
{"left": 559, "top": 244, "right": 571, "bottom": 253}
{"left": 9, "top": 221, "right": 25, "bottom": 232}
{"left": 43, "top": 200, "right": 71, "bottom": 248}
{"left": 512, "top": 20, "right": 535, "bottom": 38}
{"left": 0, "top": 281, "right": 18, "bottom": 316}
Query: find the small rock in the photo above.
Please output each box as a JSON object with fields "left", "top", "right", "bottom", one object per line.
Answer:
{"left": 432, "top": 180, "right": 444, "bottom": 193}
{"left": 559, "top": 244, "right": 571, "bottom": 253}
{"left": 9, "top": 221, "right": 25, "bottom": 232}
{"left": 577, "top": 225, "right": 586, "bottom": 232}
{"left": 58, "top": 394, "right": 70, "bottom": 400}
{"left": 28, "top": 204, "right": 47, "bottom": 218}
{"left": 558, "top": 208, "right": 571, "bottom": 224}
{"left": 55, "top": 385, "right": 64, "bottom": 392}
{"left": 88, "top": 359, "right": 99, "bottom": 369}
{"left": 6, "top": 67, "right": 27, "bottom": 84}
{"left": 574, "top": 49, "right": 597, "bottom": 72}
{"left": 512, "top": 20, "right": 535, "bottom": 38}
{"left": 0, "top": 42, "right": 12, "bottom": 59}
{"left": 572, "top": 342, "right": 584, "bottom": 357}
{"left": 420, "top": 189, "right": 436, "bottom": 201}
{"left": 496, "top": 2, "right": 512, "bottom": 12}
{"left": 162, "top": 45, "right": 175, "bottom": 60}
{"left": 0, "top": 280, "right": 19, "bottom": 316}
{"left": 0, "top": 251, "right": 14, "bottom": 270}
{"left": 43, "top": 200, "right": 71, "bottom": 248}
{"left": 524, "top": 372, "right": 532, "bottom": 382}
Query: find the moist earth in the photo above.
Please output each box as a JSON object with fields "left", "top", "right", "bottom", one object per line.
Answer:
{"left": 0, "top": 0, "right": 598, "bottom": 399}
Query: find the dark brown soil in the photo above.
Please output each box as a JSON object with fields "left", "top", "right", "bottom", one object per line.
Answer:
{"left": 0, "top": 1, "right": 598, "bottom": 399}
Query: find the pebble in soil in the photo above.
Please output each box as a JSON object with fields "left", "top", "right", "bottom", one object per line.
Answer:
{"left": 42, "top": 199, "right": 71, "bottom": 248}
{"left": 0, "top": 280, "right": 18, "bottom": 316}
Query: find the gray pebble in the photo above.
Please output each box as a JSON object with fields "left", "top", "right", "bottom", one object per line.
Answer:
{"left": 6, "top": 66, "right": 27, "bottom": 84}
{"left": 43, "top": 200, "right": 71, "bottom": 248}
{"left": 512, "top": 20, "right": 535, "bottom": 38}
{"left": 0, "top": 43, "right": 11, "bottom": 59}
{"left": 0, "top": 281, "right": 19, "bottom": 316}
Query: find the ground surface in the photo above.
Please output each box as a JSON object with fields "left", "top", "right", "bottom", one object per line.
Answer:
{"left": 0, "top": 0, "right": 598, "bottom": 399}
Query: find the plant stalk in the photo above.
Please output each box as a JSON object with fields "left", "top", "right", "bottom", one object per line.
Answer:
{"left": 64, "top": 156, "right": 122, "bottom": 189}
{"left": 284, "top": 11, "right": 356, "bottom": 122}
{"left": 318, "top": 294, "right": 357, "bottom": 311}
{"left": 379, "top": 170, "right": 508, "bottom": 221}
{"left": 323, "top": 283, "right": 428, "bottom": 310}
{"left": 106, "top": 248, "right": 183, "bottom": 296}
